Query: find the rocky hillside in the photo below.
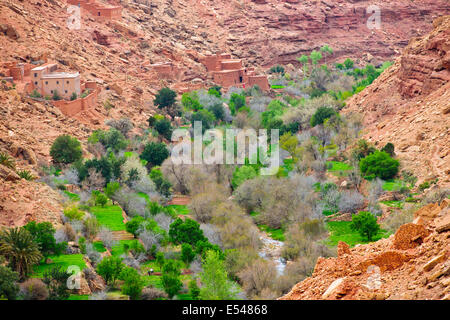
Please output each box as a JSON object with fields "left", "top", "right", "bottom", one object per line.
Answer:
{"left": 280, "top": 199, "right": 450, "bottom": 300}
{"left": 344, "top": 15, "right": 450, "bottom": 187}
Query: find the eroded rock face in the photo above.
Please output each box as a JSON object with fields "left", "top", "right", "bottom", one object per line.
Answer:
{"left": 344, "top": 16, "right": 450, "bottom": 187}
{"left": 280, "top": 200, "right": 449, "bottom": 300}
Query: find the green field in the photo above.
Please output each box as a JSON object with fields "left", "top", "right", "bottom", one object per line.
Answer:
{"left": 326, "top": 221, "right": 388, "bottom": 247}
{"left": 258, "top": 224, "right": 285, "bottom": 241}
{"left": 90, "top": 205, "right": 125, "bottom": 231}
{"left": 68, "top": 294, "right": 89, "bottom": 300}
{"left": 382, "top": 180, "right": 406, "bottom": 191}
{"left": 93, "top": 241, "right": 107, "bottom": 253}
{"left": 167, "top": 204, "right": 190, "bottom": 216}
{"left": 380, "top": 200, "right": 404, "bottom": 208}
{"left": 326, "top": 161, "right": 353, "bottom": 172}
{"left": 32, "top": 254, "right": 86, "bottom": 278}
{"left": 110, "top": 240, "right": 137, "bottom": 257}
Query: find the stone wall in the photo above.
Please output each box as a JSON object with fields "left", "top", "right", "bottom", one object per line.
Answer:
{"left": 52, "top": 82, "right": 99, "bottom": 117}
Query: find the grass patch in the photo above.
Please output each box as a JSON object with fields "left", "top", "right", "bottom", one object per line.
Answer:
{"left": 327, "top": 161, "right": 353, "bottom": 172}
{"left": 32, "top": 254, "right": 86, "bottom": 278}
{"left": 143, "top": 275, "right": 164, "bottom": 290}
{"left": 137, "top": 192, "right": 151, "bottom": 204}
{"left": 93, "top": 241, "right": 106, "bottom": 253}
{"left": 326, "top": 221, "right": 388, "bottom": 247}
{"left": 380, "top": 200, "right": 404, "bottom": 208}
{"left": 110, "top": 240, "right": 137, "bottom": 257}
{"left": 68, "top": 294, "right": 89, "bottom": 300}
{"left": 271, "top": 85, "right": 285, "bottom": 89}
{"left": 382, "top": 180, "right": 406, "bottom": 191}
{"left": 166, "top": 204, "right": 190, "bottom": 216}
{"left": 63, "top": 191, "right": 80, "bottom": 202}
{"left": 177, "top": 293, "right": 193, "bottom": 300}
{"left": 258, "top": 224, "right": 285, "bottom": 241}
{"left": 90, "top": 205, "right": 125, "bottom": 231}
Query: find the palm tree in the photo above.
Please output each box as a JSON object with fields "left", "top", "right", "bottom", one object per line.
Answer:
{"left": 0, "top": 228, "right": 42, "bottom": 279}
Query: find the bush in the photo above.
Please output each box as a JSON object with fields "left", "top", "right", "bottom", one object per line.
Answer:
{"left": 50, "top": 135, "right": 83, "bottom": 164}
{"left": 0, "top": 152, "right": 15, "bottom": 170}
{"left": 154, "top": 87, "right": 177, "bottom": 110}
{"left": 181, "top": 243, "right": 196, "bottom": 264}
{"left": 310, "top": 106, "right": 337, "bottom": 127}
{"left": 70, "top": 92, "right": 77, "bottom": 101}
{"left": 17, "top": 170, "right": 34, "bottom": 181}
{"left": 169, "top": 218, "right": 206, "bottom": 246}
{"left": 231, "top": 166, "right": 257, "bottom": 190}
{"left": 154, "top": 118, "right": 173, "bottom": 140}
{"left": 20, "top": 278, "right": 48, "bottom": 300}
{"left": 140, "top": 142, "right": 169, "bottom": 167}
{"left": 350, "top": 211, "right": 380, "bottom": 241}
{"left": 191, "top": 109, "right": 216, "bottom": 132}
{"left": 0, "top": 265, "right": 19, "bottom": 300}
{"left": 141, "top": 287, "right": 168, "bottom": 300}
{"left": 381, "top": 142, "right": 395, "bottom": 156}
{"left": 52, "top": 90, "right": 62, "bottom": 101}
{"left": 96, "top": 256, "right": 124, "bottom": 285}
{"left": 359, "top": 151, "right": 399, "bottom": 180}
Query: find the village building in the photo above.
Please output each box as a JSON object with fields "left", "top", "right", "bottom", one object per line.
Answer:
{"left": 31, "top": 64, "right": 81, "bottom": 100}
{"left": 200, "top": 53, "right": 270, "bottom": 91}
{"left": 67, "top": 0, "right": 122, "bottom": 21}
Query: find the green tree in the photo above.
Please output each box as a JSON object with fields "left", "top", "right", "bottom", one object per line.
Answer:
{"left": 381, "top": 142, "right": 395, "bottom": 157}
{"left": 161, "top": 259, "right": 183, "bottom": 299}
{"left": 125, "top": 216, "right": 145, "bottom": 238}
{"left": 191, "top": 109, "right": 216, "bottom": 133}
{"left": 169, "top": 218, "right": 206, "bottom": 246}
{"left": 23, "top": 221, "right": 67, "bottom": 258}
{"left": 344, "top": 58, "right": 354, "bottom": 70}
{"left": 155, "top": 251, "right": 165, "bottom": 270}
{"left": 181, "top": 91, "right": 201, "bottom": 111}
{"left": 297, "top": 54, "right": 310, "bottom": 76}
{"left": 310, "top": 50, "right": 323, "bottom": 65}
{"left": 350, "top": 211, "right": 380, "bottom": 241}
{"left": 96, "top": 256, "right": 124, "bottom": 286}
{"left": 154, "top": 118, "right": 173, "bottom": 140}
{"left": 88, "top": 128, "right": 128, "bottom": 153}
{"left": 94, "top": 193, "right": 108, "bottom": 207}
{"left": 50, "top": 135, "right": 83, "bottom": 165}
{"left": 140, "top": 142, "right": 169, "bottom": 167}
{"left": 181, "top": 243, "right": 196, "bottom": 265}
{"left": 119, "top": 267, "right": 144, "bottom": 300}
{"left": 310, "top": 106, "right": 337, "bottom": 127}
{"left": 229, "top": 93, "right": 246, "bottom": 115}
{"left": 0, "top": 265, "right": 19, "bottom": 300}
{"left": 231, "top": 165, "right": 257, "bottom": 189}
{"left": 359, "top": 151, "right": 399, "bottom": 180}
{"left": 154, "top": 88, "right": 177, "bottom": 110}
{"left": 188, "top": 278, "right": 200, "bottom": 300}
{"left": 208, "top": 103, "right": 225, "bottom": 122}
{"left": 320, "top": 45, "right": 333, "bottom": 64}
{"left": 104, "top": 181, "right": 120, "bottom": 198}
{"left": 0, "top": 228, "right": 42, "bottom": 279}
{"left": 199, "top": 250, "right": 238, "bottom": 300}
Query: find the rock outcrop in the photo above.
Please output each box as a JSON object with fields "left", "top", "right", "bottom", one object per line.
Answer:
{"left": 280, "top": 199, "right": 449, "bottom": 300}
{"left": 344, "top": 16, "right": 450, "bottom": 186}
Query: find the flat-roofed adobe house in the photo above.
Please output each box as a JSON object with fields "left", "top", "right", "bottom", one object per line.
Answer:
{"left": 200, "top": 53, "right": 270, "bottom": 91}
{"left": 31, "top": 64, "right": 81, "bottom": 99}
{"left": 67, "top": 0, "right": 122, "bottom": 21}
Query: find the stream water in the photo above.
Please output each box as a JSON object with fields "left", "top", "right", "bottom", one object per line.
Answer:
{"left": 258, "top": 233, "right": 286, "bottom": 275}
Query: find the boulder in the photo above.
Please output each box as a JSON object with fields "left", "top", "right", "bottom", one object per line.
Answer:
{"left": 337, "top": 241, "right": 351, "bottom": 257}
{"left": 393, "top": 223, "right": 429, "bottom": 250}
{"left": 0, "top": 164, "right": 20, "bottom": 181}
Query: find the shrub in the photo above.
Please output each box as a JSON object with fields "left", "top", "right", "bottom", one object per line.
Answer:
{"left": 154, "top": 118, "right": 173, "bottom": 140}
{"left": 0, "top": 265, "right": 19, "bottom": 300}
{"left": 96, "top": 256, "right": 124, "bottom": 285}
{"left": 161, "top": 260, "right": 183, "bottom": 298}
{"left": 154, "top": 87, "right": 177, "bottom": 110}
{"left": 119, "top": 267, "right": 144, "bottom": 300}
{"left": 17, "top": 170, "right": 34, "bottom": 181}
{"left": 141, "top": 287, "right": 168, "bottom": 300}
{"left": 50, "top": 135, "right": 83, "bottom": 165}
{"left": 88, "top": 128, "right": 128, "bottom": 153}
{"left": 169, "top": 218, "right": 206, "bottom": 246}
{"left": 23, "top": 221, "right": 67, "bottom": 258}
{"left": 381, "top": 142, "right": 395, "bottom": 156}
{"left": 419, "top": 181, "right": 430, "bottom": 192}
{"left": 191, "top": 109, "right": 216, "bottom": 132}
{"left": 70, "top": 92, "right": 77, "bottom": 101}
{"left": 20, "top": 278, "right": 48, "bottom": 300}
{"left": 52, "top": 90, "right": 62, "bottom": 101}
{"left": 140, "top": 142, "right": 169, "bottom": 167}
{"left": 0, "top": 152, "right": 15, "bottom": 170}
{"left": 350, "top": 211, "right": 380, "bottom": 241}
{"left": 359, "top": 151, "right": 399, "bottom": 180}
{"left": 181, "top": 243, "right": 196, "bottom": 264}
{"left": 231, "top": 166, "right": 257, "bottom": 190}
{"left": 105, "top": 118, "right": 134, "bottom": 137}
{"left": 310, "top": 106, "right": 337, "bottom": 127}
{"left": 269, "top": 65, "right": 285, "bottom": 75}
